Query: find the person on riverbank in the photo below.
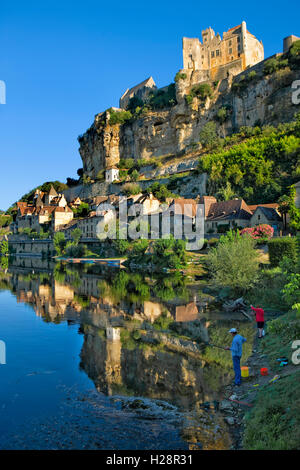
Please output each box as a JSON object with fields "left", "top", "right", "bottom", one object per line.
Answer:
{"left": 250, "top": 305, "right": 265, "bottom": 338}
{"left": 225, "top": 328, "right": 246, "bottom": 386}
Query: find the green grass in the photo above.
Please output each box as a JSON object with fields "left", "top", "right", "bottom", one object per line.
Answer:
{"left": 243, "top": 309, "right": 300, "bottom": 449}
{"left": 244, "top": 370, "right": 300, "bottom": 449}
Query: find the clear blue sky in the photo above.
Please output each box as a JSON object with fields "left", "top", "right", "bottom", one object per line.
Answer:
{"left": 0, "top": 0, "right": 299, "bottom": 210}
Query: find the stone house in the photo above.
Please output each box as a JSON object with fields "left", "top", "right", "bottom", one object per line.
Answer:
{"left": 119, "top": 76, "right": 156, "bottom": 110}
{"left": 249, "top": 205, "right": 283, "bottom": 234}
{"left": 105, "top": 167, "right": 119, "bottom": 183}
{"left": 60, "top": 210, "right": 116, "bottom": 239}
{"left": 205, "top": 199, "right": 253, "bottom": 233}
{"left": 13, "top": 186, "right": 74, "bottom": 234}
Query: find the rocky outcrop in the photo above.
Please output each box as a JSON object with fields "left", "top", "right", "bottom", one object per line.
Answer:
{"left": 79, "top": 63, "right": 300, "bottom": 180}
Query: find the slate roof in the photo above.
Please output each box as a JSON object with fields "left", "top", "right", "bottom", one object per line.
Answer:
{"left": 252, "top": 206, "right": 282, "bottom": 222}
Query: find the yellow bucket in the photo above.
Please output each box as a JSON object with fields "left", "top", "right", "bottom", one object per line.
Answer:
{"left": 241, "top": 366, "right": 249, "bottom": 378}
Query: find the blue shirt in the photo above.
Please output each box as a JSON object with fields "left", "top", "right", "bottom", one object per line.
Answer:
{"left": 230, "top": 334, "right": 246, "bottom": 357}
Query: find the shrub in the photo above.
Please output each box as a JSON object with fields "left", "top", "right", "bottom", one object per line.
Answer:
{"left": 240, "top": 224, "right": 274, "bottom": 240}
{"left": 53, "top": 232, "right": 67, "bottom": 256}
{"left": 217, "top": 224, "right": 230, "bottom": 234}
{"left": 122, "top": 182, "right": 141, "bottom": 196}
{"left": 288, "top": 39, "right": 300, "bottom": 68}
{"left": 206, "top": 231, "right": 259, "bottom": 293}
{"left": 130, "top": 169, "right": 139, "bottom": 182}
{"left": 148, "top": 84, "right": 177, "bottom": 110}
{"left": 199, "top": 121, "right": 217, "bottom": 149}
{"left": 186, "top": 83, "right": 213, "bottom": 106}
{"left": 268, "top": 237, "right": 298, "bottom": 267}
{"left": 174, "top": 72, "right": 187, "bottom": 82}
{"left": 207, "top": 238, "right": 219, "bottom": 247}
{"left": 108, "top": 108, "right": 132, "bottom": 125}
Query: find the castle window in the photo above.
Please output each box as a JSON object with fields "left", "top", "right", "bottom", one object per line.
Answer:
{"left": 211, "top": 51, "right": 214, "bottom": 58}
{"left": 216, "top": 49, "right": 220, "bottom": 57}
{"left": 229, "top": 48, "right": 233, "bottom": 54}
{"left": 229, "top": 40, "right": 232, "bottom": 46}
{"left": 237, "top": 36, "right": 241, "bottom": 43}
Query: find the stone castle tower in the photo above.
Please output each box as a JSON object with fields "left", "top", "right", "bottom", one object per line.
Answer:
{"left": 182, "top": 21, "right": 264, "bottom": 82}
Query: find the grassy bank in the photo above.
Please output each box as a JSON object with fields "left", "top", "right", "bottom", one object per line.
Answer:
{"left": 243, "top": 310, "right": 300, "bottom": 450}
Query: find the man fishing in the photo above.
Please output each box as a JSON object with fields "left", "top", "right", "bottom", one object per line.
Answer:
{"left": 250, "top": 304, "right": 265, "bottom": 338}
{"left": 225, "top": 328, "right": 246, "bottom": 386}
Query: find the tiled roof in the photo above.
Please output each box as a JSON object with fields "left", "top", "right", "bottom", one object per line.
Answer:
{"left": 207, "top": 199, "right": 252, "bottom": 221}
{"left": 169, "top": 198, "right": 198, "bottom": 218}
{"left": 248, "top": 203, "right": 279, "bottom": 213}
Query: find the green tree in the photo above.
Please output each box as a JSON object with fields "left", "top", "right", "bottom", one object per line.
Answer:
{"left": 0, "top": 240, "right": 9, "bottom": 255}
{"left": 53, "top": 232, "right": 67, "bottom": 256}
{"left": 206, "top": 231, "right": 259, "bottom": 294}
{"left": 199, "top": 121, "right": 218, "bottom": 149}
{"left": 71, "top": 228, "right": 82, "bottom": 245}
{"left": 131, "top": 169, "right": 139, "bottom": 182}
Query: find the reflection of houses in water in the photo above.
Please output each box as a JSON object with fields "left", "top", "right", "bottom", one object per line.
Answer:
{"left": 140, "top": 301, "right": 163, "bottom": 323}
{"left": 175, "top": 302, "right": 199, "bottom": 322}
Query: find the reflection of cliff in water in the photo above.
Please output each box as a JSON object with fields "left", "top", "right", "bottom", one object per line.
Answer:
{"left": 4, "top": 259, "right": 235, "bottom": 411}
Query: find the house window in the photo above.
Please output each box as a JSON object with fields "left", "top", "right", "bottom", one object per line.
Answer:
{"left": 216, "top": 49, "right": 220, "bottom": 57}
{"left": 237, "top": 36, "right": 241, "bottom": 43}
{"left": 229, "top": 48, "right": 233, "bottom": 54}
{"left": 229, "top": 40, "right": 232, "bottom": 46}
{"left": 211, "top": 51, "right": 215, "bottom": 58}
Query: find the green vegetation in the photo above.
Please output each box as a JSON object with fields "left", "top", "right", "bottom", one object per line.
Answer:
{"left": 72, "top": 202, "right": 90, "bottom": 218}
{"left": 244, "top": 369, "right": 300, "bottom": 450}
{"left": 0, "top": 240, "right": 9, "bottom": 255}
{"left": 199, "top": 121, "right": 220, "bottom": 150}
{"left": 268, "top": 237, "right": 298, "bottom": 266}
{"left": 174, "top": 72, "right": 187, "bottom": 82}
{"left": 108, "top": 108, "right": 133, "bottom": 125}
{"left": 186, "top": 83, "right": 213, "bottom": 106}
{"left": 232, "top": 71, "right": 258, "bottom": 94}
{"left": 144, "top": 182, "right": 176, "bottom": 201}
{"left": 148, "top": 84, "right": 177, "bottom": 110}
{"left": 288, "top": 185, "right": 300, "bottom": 232}
{"left": 206, "top": 230, "right": 260, "bottom": 294}
{"left": 122, "top": 182, "right": 142, "bottom": 196}
{"left": 53, "top": 232, "right": 67, "bottom": 256}
{"left": 128, "top": 237, "right": 187, "bottom": 271}
{"left": 198, "top": 113, "right": 300, "bottom": 203}
{"left": 263, "top": 56, "right": 289, "bottom": 75}
{"left": 17, "top": 181, "right": 68, "bottom": 206}
{"left": 288, "top": 40, "right": 300, "bottom": 68}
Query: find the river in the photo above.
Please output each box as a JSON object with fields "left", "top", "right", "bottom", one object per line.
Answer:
{"left": 0, "top": 256, "right": 254, "bottom": 449}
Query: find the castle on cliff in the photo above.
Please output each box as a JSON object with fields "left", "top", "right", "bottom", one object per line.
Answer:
{"left": 182, "top": 21, "right": 264, "bottom": 82}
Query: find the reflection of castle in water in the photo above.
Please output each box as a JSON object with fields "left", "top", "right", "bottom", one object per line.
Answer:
{"left": 6, "top": 261, "right": 231, "bottom": 410}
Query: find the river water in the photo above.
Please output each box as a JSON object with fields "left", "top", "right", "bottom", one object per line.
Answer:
{"left": 0, "top": 257, "right": 253, "bottom": 449}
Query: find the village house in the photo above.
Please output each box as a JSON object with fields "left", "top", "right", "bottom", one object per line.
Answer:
{"left": 105, "top": 167, "right": 119, "bottom": 183}
{"left": 205, "top": 198, "right": 253, "bottom": 233}
{"left": 12, "top": 185, "right": 74, "bottom": 234}
{"left": 60, "top": 210, "right": 116, "bottom": 239}
{"left": 249, "top": 203, "right": 283, "bottom": 234}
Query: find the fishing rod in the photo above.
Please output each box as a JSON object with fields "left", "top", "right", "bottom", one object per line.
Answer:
{"left": 202, "top": 341, "right": 228, "bottom": 351}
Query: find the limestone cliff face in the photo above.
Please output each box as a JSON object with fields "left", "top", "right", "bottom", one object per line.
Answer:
{"left": 79, "top": 63, "right": 300, "bottom": 179}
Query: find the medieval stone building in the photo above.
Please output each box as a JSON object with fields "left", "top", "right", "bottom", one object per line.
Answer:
{"left": 182, "top": 21, "right": 264, "bottom": 82}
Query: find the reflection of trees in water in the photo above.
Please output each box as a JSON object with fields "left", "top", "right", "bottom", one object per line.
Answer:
{"left": 98, "top": 270, "right": 189, "bottom": 304}
{"left": 53, "top": 262, "right": 81, "bottom": 288}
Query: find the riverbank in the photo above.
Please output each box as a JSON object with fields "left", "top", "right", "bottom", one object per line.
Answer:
{"left": 219, "top": 309, "right": 300, "bottom": 450}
